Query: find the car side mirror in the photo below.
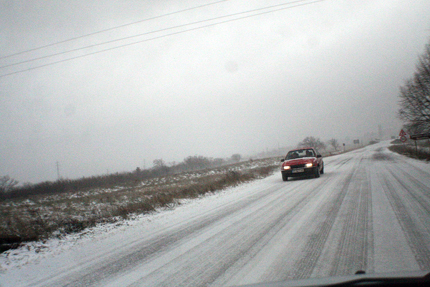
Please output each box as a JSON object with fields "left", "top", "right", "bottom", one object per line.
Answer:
{"left": 280, "top": 159, "right": 284, "bottom": 162}
{"left": 317, "top": 154, "right": 322, "bottom": 158}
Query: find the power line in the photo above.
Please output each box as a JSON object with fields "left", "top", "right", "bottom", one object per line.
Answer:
{"left": 1, "top": 0, "right": 318, "bottom": 70}
{"left": 0, "top": 0, "right": 228, "bottom": 60}
{"left": 0, "top": 0, "right": 325, "bottom": 78}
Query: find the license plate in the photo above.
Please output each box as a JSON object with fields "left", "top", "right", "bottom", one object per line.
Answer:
{"left": 292, "top": 168, "right": 304, "bottom": 173}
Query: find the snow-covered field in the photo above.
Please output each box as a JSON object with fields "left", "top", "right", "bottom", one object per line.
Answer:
{"left": 1, "top": 141, "right": 430, "bottom": 286}
{"left": 0, "top": 157, "right": 278, "bottom": 254}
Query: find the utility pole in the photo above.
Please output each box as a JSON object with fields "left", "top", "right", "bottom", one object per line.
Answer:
{"left": 56, "top": 161, "right": 60, "bottom": 180}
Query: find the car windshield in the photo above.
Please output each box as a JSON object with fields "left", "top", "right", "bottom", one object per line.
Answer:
{"left": 286, "top": 149, "right": 315, "bottom": 159}
{"left": 1, "top": 1, "right": 430, "bottom": 287}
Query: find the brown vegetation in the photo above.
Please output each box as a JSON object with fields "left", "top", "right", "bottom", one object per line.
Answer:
{"left": 388, "top": 142, "right": 430, "bottom": 161}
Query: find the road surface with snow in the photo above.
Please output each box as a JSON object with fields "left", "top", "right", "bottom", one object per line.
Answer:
{"left": 1, "top": 141, "right": 430, "bottom": 286}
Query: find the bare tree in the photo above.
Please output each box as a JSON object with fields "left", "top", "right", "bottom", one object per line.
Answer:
{"left": 298, "top": 136, "right": 326, "bottom": 150}
{"left": 152, "top": 159, "right": 166, "bottom": 168}
{"left": 231, "top": 154, "right": 241, "bottom": 162}
{"left": 183, "top": 155, "right": 211, "bottom": 171}
{"left": 0, "top": 175, "right": 19, "bottom": 194}
{"left": 399, "top": 41, "right": 430, "bottom": 134}
{"left": 212, "top": 158, "right": 225, "bottom": 167}
{"left": 328, "top": 138, "right": 340, "bottom": 151}
{"left": 152, "top": 158, "right": 170, "bottom": 175}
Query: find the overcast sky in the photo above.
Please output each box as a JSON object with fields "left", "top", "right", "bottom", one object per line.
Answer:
{"left": 1, "top": 0, "right": 430, "bottom": 183}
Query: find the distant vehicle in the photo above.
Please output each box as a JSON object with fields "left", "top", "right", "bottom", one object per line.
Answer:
{"left": 280, "top": 147, "right": 324, "bottom": 181}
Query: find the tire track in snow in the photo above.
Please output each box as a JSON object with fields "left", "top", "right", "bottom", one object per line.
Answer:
{"left": 126, "top": 174, "right": 340, "bottom": 286}
{"left": 224, "top": 172, "right": 344, "bottom": 286}
{"left": 331, "top": 157, "right": 353, "bottom": 169}
{"left": 387, "top": 168, "right": 430, "bottom": 231}
{"left": 146, "top": 183, "right": 319, "bottom": 287}
{"left": 381, "top": 174, "right": 430, "bottom": 270}
{"left": 389, "top": 168, "right": 430, "bottom": 208}
{"left": 285, "top": 171, "right": 355, "bottom": 279}
{"left": 31, "top": 182, "right": 292, "bottom": 287}
{"left": 388, "top": 149, "right": 430, "bottom": 178}
{"left": 45, "top": 179, "right": 323, "bottom": 287}
{"left": 328, "top": 166, "right": 373, "bottom": 276}
{"left": 123, "top": 173, "right": 340, "bottom": 286}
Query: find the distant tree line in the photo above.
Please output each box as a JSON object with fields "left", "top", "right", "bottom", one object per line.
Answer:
{"left": 150, "top": 154, "right": 241, "bottom": 175}
{"left": 297, "top": 137, "right": 342, "bottom": 152}
{"left": 0, "top": 153, "right": 242, "bottom": 201}
{"left": 399, "top": 39, "right": 430, "bottom": 134}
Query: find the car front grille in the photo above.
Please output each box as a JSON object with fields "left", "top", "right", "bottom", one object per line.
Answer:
{"left": 290, "top": 164, "right": 305, "bottom": 168}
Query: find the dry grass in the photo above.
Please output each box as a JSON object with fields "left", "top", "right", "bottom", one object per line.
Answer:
{"left": 0, "top": 159, "right": 279, "bottom": 252}
{"left": 388, "top": 143, "right": 430, "bottom": 161}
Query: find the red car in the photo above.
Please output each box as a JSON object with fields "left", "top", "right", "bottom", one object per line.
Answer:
{"left": 280, "top": 147, "right": 324, "bottom": 181}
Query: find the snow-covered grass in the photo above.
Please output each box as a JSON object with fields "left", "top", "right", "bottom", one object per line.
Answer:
{"left": 0, "top": 158, "right": 279, "bottom": 256}
{"left": 388, "top": 142, "right": 430, "bottom": 161}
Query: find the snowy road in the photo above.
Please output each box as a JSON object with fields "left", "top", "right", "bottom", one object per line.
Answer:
{"left": 2, "top": 141, "right": 430, "bottom": 286}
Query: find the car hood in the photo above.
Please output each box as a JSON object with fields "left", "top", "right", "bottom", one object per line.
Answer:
{"left": 283, "top": 157, "right": 316, "bottom": 165}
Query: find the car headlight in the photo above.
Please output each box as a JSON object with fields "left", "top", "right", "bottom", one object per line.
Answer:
{"left": 305, "top": 163, "right": 313, "bottom": 168}
{"left": 283, "top": 166, "right": 291, "bottom": 170}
